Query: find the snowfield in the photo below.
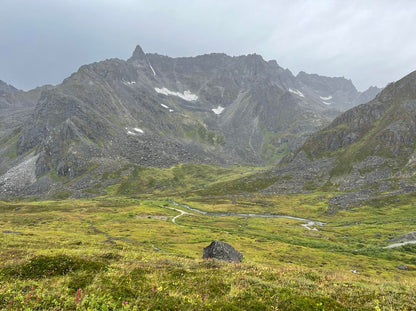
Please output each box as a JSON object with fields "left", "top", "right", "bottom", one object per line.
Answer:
{"left": 126, "top": 127, "right": 144, "bottom": 135}
{"left": 288, "top": 88, "right": 305, "bottom": 97}
{"left": 320, "top": 95, "right": 333, "bottom": 100}
{"left": 212, "top": 106, "right": 225, "bottom": 115}
{"left": 155, "top": 87, "right": 198, "bottom": 101}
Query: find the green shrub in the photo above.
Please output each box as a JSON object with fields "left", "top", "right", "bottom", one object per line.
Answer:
{"left": 1, "top": 255, "right": 106, "bottom": 279}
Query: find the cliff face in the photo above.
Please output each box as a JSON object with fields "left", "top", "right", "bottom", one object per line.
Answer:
{"left": 0, "top": 45, "right": 381, "bottom": 197}
{"left": 0, "top": 80, "right": 51, "bottom": 181}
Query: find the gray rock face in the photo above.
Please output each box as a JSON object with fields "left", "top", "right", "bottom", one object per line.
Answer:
{"left": 203, "top": 241, "right": 243, "bottom": 262}
{"left": 262, "top": 70, "right": 416, "bottom": 208}
{"left": 357, "top": 86, "right": 383, "bottom": 106}
{"left": 306, "top": 70, "right": 416, "bottom": 164}
{"left": 0, "top": 80, "right": 32, "bottom": 109}
{"left": 296, "top": 71, "right": 381, "bottom": 111}
{"left": 0, "top": 81, "right": 53, "bottom": 180}
{"left": 0, "top": 80, "right": 51, "bottom": 110}
{"left": 0, "top": 45, "right": 382, "bottom": 198}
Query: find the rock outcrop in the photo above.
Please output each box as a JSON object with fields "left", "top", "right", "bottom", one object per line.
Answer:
{"left": 203, "top": 241, "right": 243, "bottom": 262}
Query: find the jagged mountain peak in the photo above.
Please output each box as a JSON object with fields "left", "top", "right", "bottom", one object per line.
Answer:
{"left": 241, "top": 53, "right": 265, "bottom": 60}
{"left": 0, "top": 44, "right": 384, "bottom": 198}
{"left": 130, "top": 44, "right": 147, "bottom": 60}
{"left": 0, "top": 80, "right": 18, "bottom": 91}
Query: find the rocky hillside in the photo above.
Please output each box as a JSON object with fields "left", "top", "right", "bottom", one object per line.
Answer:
{"left": 0, "top": 81, "right": 51, "bottom": 181}
{"left": 0, "top": 45, "right": 380, "bottom": 198}
{"left": 266, "top": 70, "right": 416, "bottom": 208}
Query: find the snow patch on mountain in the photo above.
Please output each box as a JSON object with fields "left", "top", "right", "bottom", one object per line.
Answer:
{"left": 149, "top": 62, "right": 156, "bottom": 76}
{"left": 126, "top": 127, "right": 144, "bottom": 135}
{"left": 288, "top": 88, "right": 304, "bottom": 97}
{"left": 212, "top": 106, "right": 225, "bottom": 115}
{"left": 160, "top": 104, "right": 169, "bottom": 109}
{"left": 322, "top": 101, "right": 332, "bottom": 105}
{"left": 155, "top": 87, "right": 198, "bottom": 101}
{"left": 122, "top": 80, "right": 136, "bottom": 85}
{"left": 320, "top": 95, "right": 333, "bottom": 100}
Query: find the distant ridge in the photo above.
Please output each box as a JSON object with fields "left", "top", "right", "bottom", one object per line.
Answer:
{"left": 265, "top": 70, "right": 416, "bottom": 208}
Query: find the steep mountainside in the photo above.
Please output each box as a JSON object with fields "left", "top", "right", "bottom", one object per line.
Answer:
{"left": 0, "top": 80, "right": 49, "bottom": 110}
{"left": 296, "top": 72, "right": 382, "bottom": 110}
{"left": 266, "top": 70, "right": 416, "bottom": 208}
{"left": 0, "top": 81, "right": 50, "bottom": 179}
{"left": 0, "top": 45, "right": 380, "bottom": 198}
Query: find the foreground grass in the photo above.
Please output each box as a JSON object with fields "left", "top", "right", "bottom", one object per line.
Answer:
{"left": 1, "top": 196, "right": 416, "bottom": 310}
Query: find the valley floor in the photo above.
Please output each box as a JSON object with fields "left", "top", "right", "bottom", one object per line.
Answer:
{"left": 1, "top": 193, "right": 416, "bottom": 310}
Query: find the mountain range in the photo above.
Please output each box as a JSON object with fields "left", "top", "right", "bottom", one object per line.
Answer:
{"left": 266, "top": 70, "right": 416, "bottom": 209}
{"left": 0, "top": 45, "right": 386, "bottom": 198}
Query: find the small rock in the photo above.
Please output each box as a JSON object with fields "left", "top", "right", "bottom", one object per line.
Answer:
{"left": 203, "top": 240, "right": 243, "bottom": 262}
{"left": 103, "top": 239, "right": 116, "bottom": 244}
{"left": 398, "top": 264, "right": 408, "bottom": 270}
{"left": 2, "top": 230, "right": 23, "bottom": 234}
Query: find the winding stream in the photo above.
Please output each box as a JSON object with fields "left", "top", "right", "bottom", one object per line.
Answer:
{"left": 171, "top": 201, "right": 324, "bottom": 230}
{"left": 168, "top": 202, "right": 414, "bottom": 248}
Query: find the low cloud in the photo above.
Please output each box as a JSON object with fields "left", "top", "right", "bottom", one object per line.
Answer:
{"left": 1, "top": 0, "right": 415, "bottom": 90}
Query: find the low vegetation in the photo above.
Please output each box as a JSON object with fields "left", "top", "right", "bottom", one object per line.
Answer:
{"left": 1, "top": 191, "right": 416, "bottom": 309}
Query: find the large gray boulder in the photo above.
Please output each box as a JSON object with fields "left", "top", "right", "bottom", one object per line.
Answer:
{"left": 203, "top": 241, "right": 243, "bottom": 262}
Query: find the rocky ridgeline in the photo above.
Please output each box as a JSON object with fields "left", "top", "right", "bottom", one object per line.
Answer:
{"left": 263, "top": 70, "right": 416, "bottom": 209}
{"left": 0, "top": 45, "right": 381, "bottom": 198}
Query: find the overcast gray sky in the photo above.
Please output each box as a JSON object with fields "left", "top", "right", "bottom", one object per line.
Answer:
{"left": 1, "top": 0, "right": 416, "bottom": 91}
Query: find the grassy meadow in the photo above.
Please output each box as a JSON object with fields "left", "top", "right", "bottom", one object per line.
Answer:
{"left": 1, "top": 165, "right": 416, "bottom": 309}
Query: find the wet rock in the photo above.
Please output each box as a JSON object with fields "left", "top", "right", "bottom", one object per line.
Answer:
{"left": 203, "top": 240, "right": 243, "bottom": 262}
